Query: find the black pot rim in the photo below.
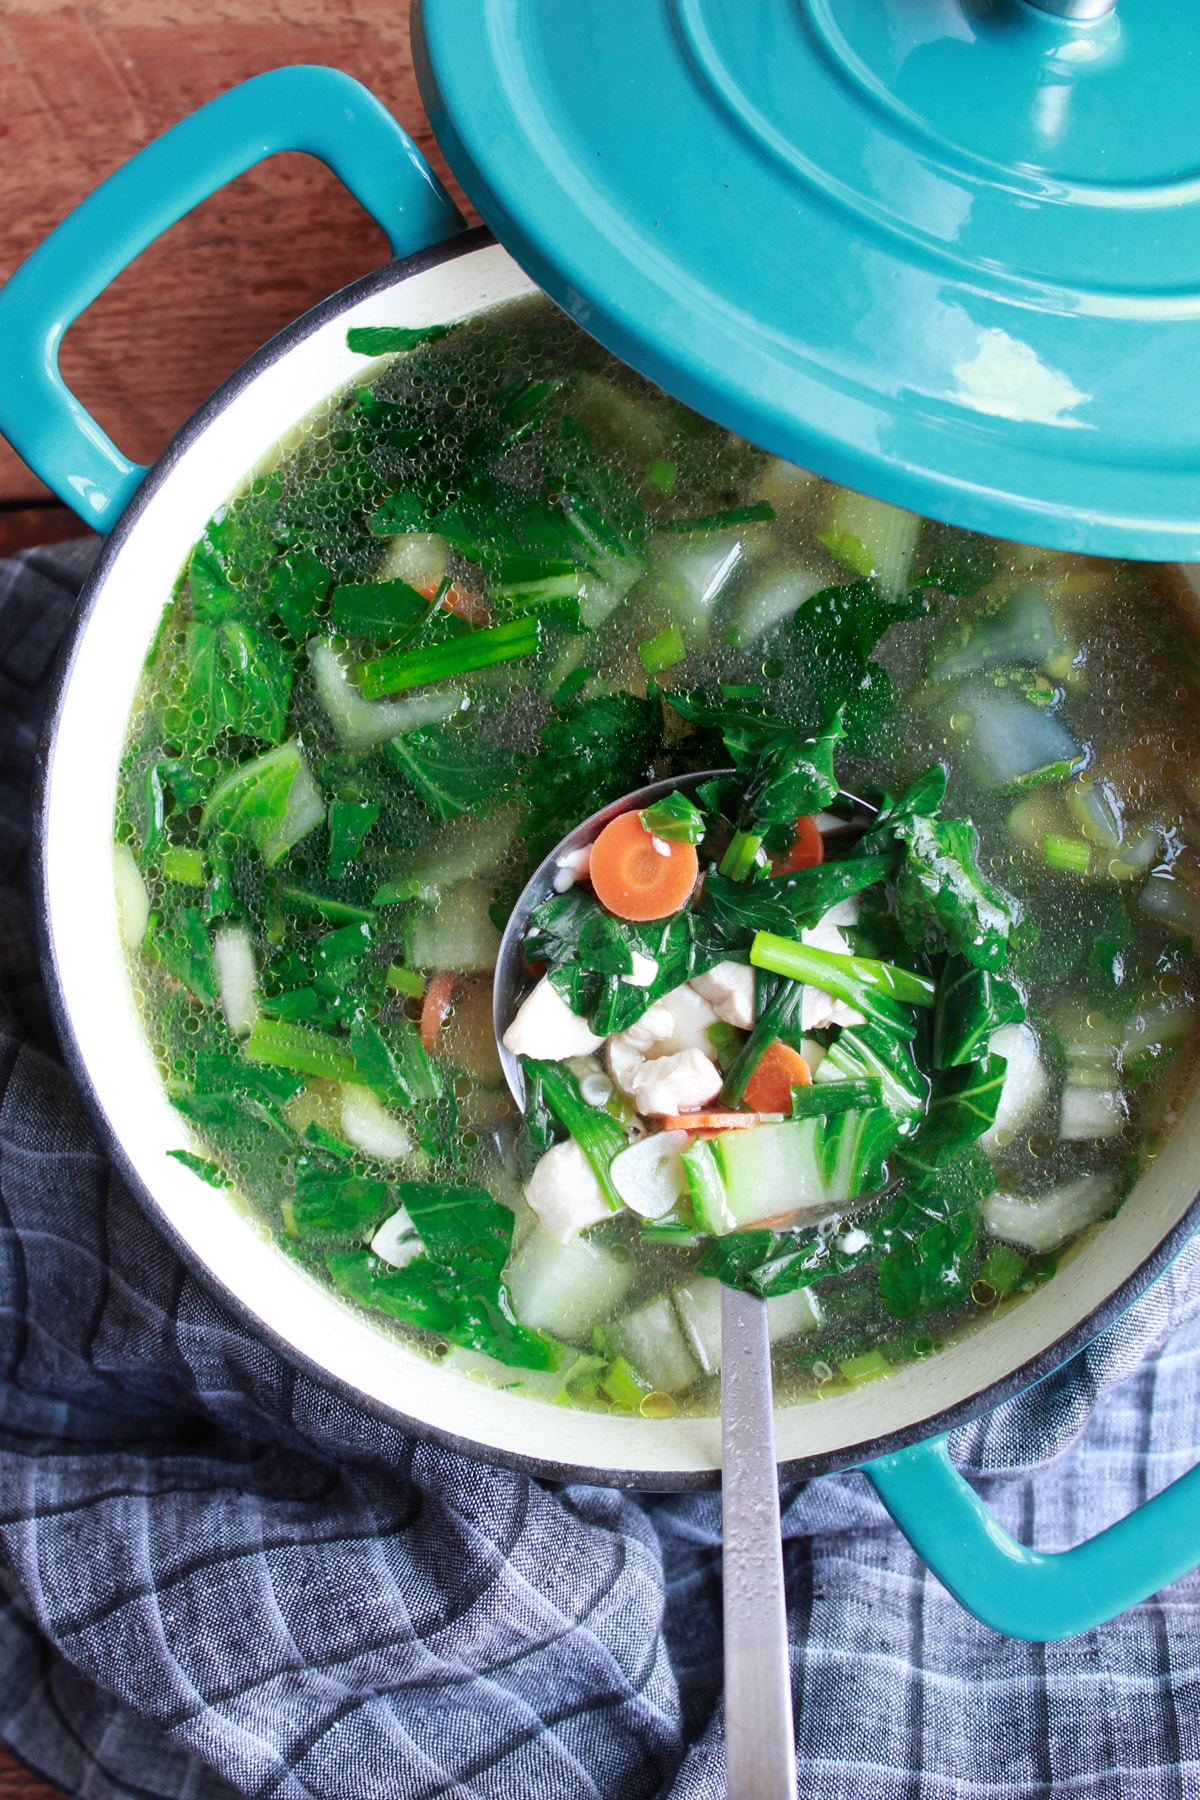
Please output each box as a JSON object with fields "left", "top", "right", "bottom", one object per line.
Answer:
{"left": 29, "top": 226, "right": 1200, "bottom": 1492}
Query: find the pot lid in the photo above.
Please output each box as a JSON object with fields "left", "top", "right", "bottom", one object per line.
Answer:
{"left": 414, "top": 0, "right": 1200, "bottom": 562}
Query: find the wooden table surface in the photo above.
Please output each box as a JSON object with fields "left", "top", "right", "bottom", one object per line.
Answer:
{"left": 0, "top": 2, "right": 461, "bottom": 1786}
{"left": 0, "top": 0, "right": 477, "bottom": 556}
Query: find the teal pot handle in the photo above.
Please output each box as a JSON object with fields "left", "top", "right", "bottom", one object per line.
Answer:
{"left": 865, "top": 1432, "right": 1200, "bottom": 1641}
{"left": 0, "top": 65, "right": 464, "bottom": 533}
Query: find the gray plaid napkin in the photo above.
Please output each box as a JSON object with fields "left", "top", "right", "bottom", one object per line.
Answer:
{"left": 0, "top": 537, "right": 1198, "bottom": 1800}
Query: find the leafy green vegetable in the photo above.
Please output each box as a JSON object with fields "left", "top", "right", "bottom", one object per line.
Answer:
{"left": 200, "top": 743, "right": 300, "bottom": 858}
{"left": 182, "top": 616, "right": 293, "bottom": 746}
{"left": 346, "top": 324, "right": 450, "bottom": 355}
{"left": 528, "top": 888, "right": 725, "bottom": 1036}
{"left": 326, "top": 1179, "right": 559, "bottom": 1370}
{"left": 292, "top": 1158, "right": 388, "bottom": 1235}
{"left": 327, "top": 800, "right": 380, "bottom": 881}
{"left": 264, "top": 549, "right": 331, "bottom": 642}
{"left": 697, "top": 855, "right": 893, "bottom": 943}
{"left": 369, "top": 489, "right": 430, "bottom": 536}
{"left": 934, "top": 959, "right": 1025, "bottom": 1069}
{"left": 789, "top": 1078, "right": 883, "bottom": 1119}
{"left": 719, "top": 973, "right": 800, "bottom": 1108}
{"left": 520, "top": 1057, "right": 626, "bottom": 1209}
{"left": 145, "top": 904, "right": 217, "bottom": 1002}
{"left": 330, "top": 577, "right": 429, "bottom": 641}
{"left": 383, "top": 727, "right": 515, "bottom": 821}
{"left": 639, "top": 790, "right": 707, "bottom": 845}
{"left": 897, "top": 1056, "right": 1007, "bottom": 1172}
{"left": 524, "top": 690, "right": 664, "bottom": 864}
{"left": 656, "top": 501, "right": 775, "bottom": 532}
{"left": 875, "top": 1149, "right": 993, "bottom": 1317}
{"left": 817, "top": 1021, "right": 929, "bottom": 1119}
{"left": 167, "top": 1148, "right": 229, "bottom": 1188}
{"left": 357, "top": 614, "right": 542, "bottom": 699}
{"left": 861, "top": 767, "right": 1020, "bottom": 971}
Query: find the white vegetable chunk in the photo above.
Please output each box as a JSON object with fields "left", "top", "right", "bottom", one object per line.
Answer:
{"left": 690, "top": 961, "right": 755, "bottom": 1030}
{"left": 503, "top": 977, "right": 604, "bottom": 1059}
{"left": 610, "top": 1130, "right": 690, "bottom": 1218}
{"left": 213, "top": 925, "right": 258, "bottom": 1038}
{"left": 979, "top": 1023, "right": 1048, "bottom": 1150}
{"left": 983, "top": 1173, "right": 1117, "bottom": 1253}
{"left": 608, "top": 1295, "right": 700, "bottom": 1394}
{"left": 626, "top": 1048, "right": 722, "bottom": 1118}
{"left": 552, "top": 844, "right": 592, "bottom": 893}
{"left": 506, "top": 1227, "right": 635, "bottom": 1342}
{"left": 1059, "top": 1083, "right": 1127, "bottom": 1141}
{"left": 114, "top": 844, "right": 150, "bottom": 949}
{"left": 652, "top": 982, "right": 722, "bottom": 1055}
{"left": 308, "top": 639, "right": 463, "bottom": 750}
{"left": 672, "top": 1276, "right": 821, "bottom": 1377}
{"left": 523, "top": 1138, "right": 613, "bottom": 1243}
{"left": 341, "top": 1085, "right": 413, "bottom": 1161}
{"left": 371, "top": 1206, "right": 424, "bottom": 1270}
{"left": 379, "top": 529, "right": 448, "bottom": 591}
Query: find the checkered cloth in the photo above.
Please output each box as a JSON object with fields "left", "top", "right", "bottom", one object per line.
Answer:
{"left": 0, "top": 537, "right": 1198, "bottom": 1799}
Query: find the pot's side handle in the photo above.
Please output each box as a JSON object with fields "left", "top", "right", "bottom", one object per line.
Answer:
{"left": 0, "top": 65, "right": 465, "bottom": 535}
{"left": 864, "top": 1432, "right": 1200, "bottom": 1640}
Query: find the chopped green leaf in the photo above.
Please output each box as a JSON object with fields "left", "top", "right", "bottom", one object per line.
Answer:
{"left": 369, "top": 489, "right": 430, "bottom": 536}
{"left": 346, "top": 323, "right": 450, "bottom": 355}
{"left": 330, "top": 577, "right": 429, "bottom": 642}
{"left": 357, "top": 614, "right": 542, "bottom": 699}
{"left": 168, "top": 1148, "right": 229, "bottom": 1188}
{"left": 638, "top": 790, "right": 707, "bottom": 845}
{"left": 327, "top": 800, "right": 380, "bottom": 881}
{"left": 383, "top": 726, "right": 515, "bottom": 821}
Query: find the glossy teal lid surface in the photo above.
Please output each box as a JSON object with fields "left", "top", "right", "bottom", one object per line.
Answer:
{"left": 414, "top": 0, "right": 1200, "bottom": 561}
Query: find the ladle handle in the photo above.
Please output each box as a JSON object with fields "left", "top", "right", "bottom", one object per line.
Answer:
{"left": 0, "top": 66, "right": 464, "bottom": 534}
{"left": 721, "top": 1285, "right": 797, "bottom": 1800}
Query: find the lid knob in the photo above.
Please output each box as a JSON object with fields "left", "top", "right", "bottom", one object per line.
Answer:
{"left": 1021, "top": 0, "right": 1117, "bottom": 17}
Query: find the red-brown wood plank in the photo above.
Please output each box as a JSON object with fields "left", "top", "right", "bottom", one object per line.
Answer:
{"left": 0, "top": 0, "right": 477, "bottom": 508}
{"left": 0, "top": 1751, "right": 63, "bottom": 1800}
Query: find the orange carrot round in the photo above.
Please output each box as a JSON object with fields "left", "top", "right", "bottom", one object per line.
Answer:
{"left": 742, "top": 1039, "right": 811, "bottom": 1114}
{"left": 589, "top": 812, "right": 699, "bottom": 921}
{"left": 772, "top": 814, "right": 824, "bottom": 875}
{"left": 659, "top": 1111, "right": 760, "bottom": 1133}
{"left": 419, "top": 971, "right": 457, "bottom": 1053}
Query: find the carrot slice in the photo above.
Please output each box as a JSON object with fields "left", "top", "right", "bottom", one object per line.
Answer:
{"left": 589, "top": 811, "right": 699, "bottom": 922}
{"left": 660, "top": 1111, "right": 760, "bottom": 1132}
{"left": 411, "top": 574, "right": 492, "bottom": 629}
{"left": 771, "top": 814, "right": 824, "bottom": 875}
{"left": 742, "top": 1040, "right": 812, "bottom": 1113}
{"left": 419, "top": 971, "right": 457, "bottom": 1053}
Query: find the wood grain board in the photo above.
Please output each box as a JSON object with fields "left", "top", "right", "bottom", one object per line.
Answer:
{"left": 0, "top": 2, "right": 462, "bottom": 1786}
{"left": 0, "top": 0, "right": 478, "bottom": 527}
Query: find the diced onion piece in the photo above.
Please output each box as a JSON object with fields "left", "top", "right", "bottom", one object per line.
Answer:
{"left": 371, "top": 1205, "right": 424, "bottom": 1269}
{"left": 342, "top": 1085, "right": 413, "bottom": 1161}
{"left": 609, "top": 1130, "right": 690, "bottom": 1219}
{"left": 983, "top": 1174, "right": 1117, "bottom": 1253}
{"left": 213, "top": 925, "right": 258, "bottom": 1038}
{"left": 114, "top": 844, "right": 150, "bottom": 949}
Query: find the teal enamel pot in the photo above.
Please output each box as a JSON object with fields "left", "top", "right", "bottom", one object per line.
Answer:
{"left": 0, "top": 68, "right": 1198, "bottom": 1645}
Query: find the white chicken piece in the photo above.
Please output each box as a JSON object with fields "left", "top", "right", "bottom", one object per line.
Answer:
{"left": 626, "top": 1048, "right": 723, "bottom": 1118}
{"left": 799, "top": 900, "right": 867, "bottom": 1033}
{"left": 653, "top": 982, "right": 722, "bottom": 1055}
{"left": 503, "top": 976, "right": 604, "bottom": 1060}
{"left": 607, "top": 1003, "right": 674, "bottom": 1096}
{"left": 523, "top": 1138, "right": 612, "bottom": 1243}
{"left": 690, "top": 960, "right": 755, "bottom": 1030}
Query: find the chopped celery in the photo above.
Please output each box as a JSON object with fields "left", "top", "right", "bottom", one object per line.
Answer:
{"left": 600, "top": 1355, "right": 650, "bottom": 1408}
{"left": 1043, "top": 833, "right": 1091, "bottom": 876}
{"left": 281, "top": 887, "right": 375, "bottom": 926}
{"left": 718, "top": 829, "right": 764, "bottom": 881}
{"left": 838, "top": 1349, "right": 892, "bottom": 1386}
{"left": 750, "top": 934, "right": 934, "bottom": 1028}
{"left": 386, "top": 962, "right": 425, "bottom": 998}
{"left": 243, "top": 1018, "right": 358, "bottom": 1082}
{"left": 638, "top": 625, "right": 686, "bottom": 674}
{"left": 979, "top": 1244, "right": 1027, "bottom": 1296}
{"left": 162, "top": 846, "right": 206, "bottom": 887}
{"left": 357, "top": 615, "right": 542, "bottom": 699}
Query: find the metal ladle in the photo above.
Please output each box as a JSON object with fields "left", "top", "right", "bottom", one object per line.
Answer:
{"left": 493, "top": 774, "right": 872, "bottom": 1798}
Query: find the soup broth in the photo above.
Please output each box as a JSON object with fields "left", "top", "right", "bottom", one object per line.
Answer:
{"left": 115, "top": 295, "right": 1200, "bottom": 1417}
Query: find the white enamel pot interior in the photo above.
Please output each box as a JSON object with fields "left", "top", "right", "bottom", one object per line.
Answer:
{"left": 34, "top": 231, "right": 1200, "bottom": 1489}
